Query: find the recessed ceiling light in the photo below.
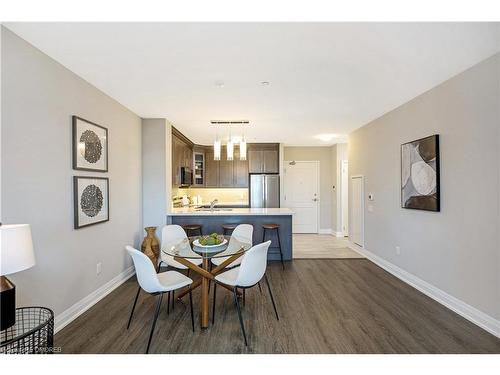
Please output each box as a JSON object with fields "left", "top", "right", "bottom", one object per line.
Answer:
{"left": 315, "top": 134, "right": 340, "bottom": 142}
{"left": 214, "top": 80, "right": 225, "bottom": 88}
{"left": 261, "top": 81, "right": 270, "bottom": 86}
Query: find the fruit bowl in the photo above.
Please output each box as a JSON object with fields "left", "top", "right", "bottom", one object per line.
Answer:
{"left": 192, "top": 233, "right": 227, "bottom": 253}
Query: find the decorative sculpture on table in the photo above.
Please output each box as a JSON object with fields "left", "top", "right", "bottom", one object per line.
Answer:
{"left": 141, "top": 227, "right": 160, "bottom": 265}
{"left": 401, "top": 134, "right": 440, "bottom": 212}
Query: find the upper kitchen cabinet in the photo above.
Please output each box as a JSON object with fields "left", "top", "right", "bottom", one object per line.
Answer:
{"left": 172, "top": 127, "right": 194, "bottom": 187}
{"left": 218, "top": 146, "right": 234, "bottom": 187}
{"left": 233, "top": 148, "right": 249, "bottom": 187}
{"left": 248, "top": 144, "right": 280, "bottom": 173}
{"left": 170, "top": 128, "right": 257, "bottom": 188}
{"left": 192, "top": 147, "right": 205, "bottom": 187}
{"left": 204, "top": 148, "right": 219, "bottom": 188}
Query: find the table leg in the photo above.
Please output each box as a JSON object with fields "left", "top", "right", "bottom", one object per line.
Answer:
{"left": 173, "top": 252, "right": 245, "bottom": 329}
{"left": 200, "top": 258, "right": 210, "bottom": 329}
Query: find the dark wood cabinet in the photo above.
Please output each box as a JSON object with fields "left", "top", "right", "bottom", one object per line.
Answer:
{"left": 172, "top": 128, "right": 194, "bottom": 187}
{"left": 204, "top": 149, "right": 219, "bottom": 188}
{"left": 172, "top": 135, "right": 183, "bottom": 185}
{"left": 233, "top": 148, "right": 249, "bottom": 187}
{"left": 263, "top": 150, "right": 279, "bottom": 173}
{"left": 172, "top": 129, "right": 269, "bottom": 188}
{"left": 248, "top": 144, "right": 279, "bottom": 174}
{"left": 248, "top": 150, "right": 263, "bottom": 173}
{"left": 218, "top": 147, "right": 234, "bottom": 187}
{"left": 193, "top": 149, "right": 205, "bottom": 186}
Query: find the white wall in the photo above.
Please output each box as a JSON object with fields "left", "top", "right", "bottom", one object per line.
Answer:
{"left": 1, "top": 27, "right": 143, "bottom": 320}
{"left": 349, "top": 53, "right": 500, "bottom": 321}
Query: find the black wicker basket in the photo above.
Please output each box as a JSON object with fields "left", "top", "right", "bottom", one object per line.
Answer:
{"left": 0, "top": 307, "right": 54, "bottom": 354}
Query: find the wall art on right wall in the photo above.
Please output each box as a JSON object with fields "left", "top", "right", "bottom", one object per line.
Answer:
{"left": 401, "top": 134, "right": 440, "bottom": 212}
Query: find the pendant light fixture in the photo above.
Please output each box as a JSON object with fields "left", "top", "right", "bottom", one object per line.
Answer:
{"left": 226, "top": 126, "right": 234, "bottom": 161}
{"left": 213, "top": 125, "right": 221, "bottom": 161}
{"left": 240, "top": 123, "right": 247, "bottom": 161}
{"left": 210, "top": 120, "right": 249, "bottom": 161}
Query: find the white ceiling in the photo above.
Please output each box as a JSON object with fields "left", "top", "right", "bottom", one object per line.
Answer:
{"left": 5, "top": 22, "right": 499, "bottom": 146}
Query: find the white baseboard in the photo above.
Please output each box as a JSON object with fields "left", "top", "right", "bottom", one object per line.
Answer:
{"left": 54, "top": 266, "right": 135, "bottom": 333}
{"left": 333, "top": 231, "right": 345, "bottom": 238}
{"left": 348, "top": 242, "right": 500, "bottom": 339}
{"left": 318, "top": 228, "right": 332, "bottom": 235}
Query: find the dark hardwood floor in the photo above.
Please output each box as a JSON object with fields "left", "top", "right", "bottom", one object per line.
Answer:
{"left": 55, "top": 259, "right": 500, "bottom": 353}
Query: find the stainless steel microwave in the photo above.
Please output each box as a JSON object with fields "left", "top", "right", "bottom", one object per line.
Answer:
{"left": 180, "top": 167, "right": 192, "bottom": 186}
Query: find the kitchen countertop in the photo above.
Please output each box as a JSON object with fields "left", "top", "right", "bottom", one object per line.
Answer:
{"left": 168, "top": 207, "right": 294, "bottom": 216}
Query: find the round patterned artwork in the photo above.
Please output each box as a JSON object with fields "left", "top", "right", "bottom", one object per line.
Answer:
{"left": 80, "top": 184, "right": 103, "bottom": 217}
{"left": 79, "top": 130, "right": 102, "bottom": 163}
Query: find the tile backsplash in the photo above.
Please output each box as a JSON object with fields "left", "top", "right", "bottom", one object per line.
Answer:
{"left": 175, "top": 188, "right": 248, "bottom": 205}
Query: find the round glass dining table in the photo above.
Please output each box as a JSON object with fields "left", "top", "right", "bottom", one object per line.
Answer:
{"left": 162, "top": 236, "right": 252, "bottom": 329}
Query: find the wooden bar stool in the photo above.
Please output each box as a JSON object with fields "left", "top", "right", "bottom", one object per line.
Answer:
{"left": 222, "top": 224, "right": 237, "bottom": 236}
{"left": 182, "top": 224, "right": 202, "bottom": 237}
{"left": 262, "top": 224, "right": 284, "bottom": 270}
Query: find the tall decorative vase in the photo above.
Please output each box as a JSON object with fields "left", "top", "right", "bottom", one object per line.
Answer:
{"left": 141, "top": 227, "right": 160, "bottom": 265}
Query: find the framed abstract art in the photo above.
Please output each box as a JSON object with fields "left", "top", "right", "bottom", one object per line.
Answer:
{"left": 401, "top": 134, "right": 440, "bottom": 212}
{"left": 72, "top": 116, "right": 108, "bottom": 172}
{"left": 73, "top": 176, "right": 109, "bottom": 229}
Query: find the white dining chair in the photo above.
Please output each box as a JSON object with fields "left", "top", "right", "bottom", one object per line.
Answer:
{"left": 158, "top": 225, "right": 202, "bottom": 310}
{"left": 211, "top": 224, "right": 253, "bottom": 269}
{"left": 212, "top": 240, "right": 279, "bottom": 346}
{"left": 159, "top": 224, "right": 203, "bottom": 272}
{"left": 125, "top": 246, "right": 195, "bottom": 354}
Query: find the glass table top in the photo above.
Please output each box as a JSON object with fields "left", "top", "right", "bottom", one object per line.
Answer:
{"left": 161, "top": 235, "right": 252, "bottom": 259}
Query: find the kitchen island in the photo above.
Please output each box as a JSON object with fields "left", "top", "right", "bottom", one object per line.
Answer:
{"left": 167, "top": 207, "right": 294, "bottom": 261}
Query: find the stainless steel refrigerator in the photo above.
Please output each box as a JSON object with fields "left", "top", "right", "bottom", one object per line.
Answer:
{"left": 249, "top": 174, "right": 280, "bottom": 208}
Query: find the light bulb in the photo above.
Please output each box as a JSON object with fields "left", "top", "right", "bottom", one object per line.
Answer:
{"left": 214, "top": 140, "right": 221, "bottom": 161}
{"left": 239, "top": 139, "right": 247, "bottom": 161}
{"left": 227, "top": 139, "right": 234, "bottom": 161}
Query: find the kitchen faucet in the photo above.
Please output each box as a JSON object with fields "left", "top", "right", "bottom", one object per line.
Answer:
{"left": 210, "top": 199, "right": 219, "bottom": 210}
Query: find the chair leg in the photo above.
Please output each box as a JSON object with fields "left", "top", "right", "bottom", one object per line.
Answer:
{"left": 146, "top": 293, "right": 163, "bottom": 354}
{"left": 172, "top": 290, "right": 175, "bottom": 311}
{"left": 262, "top": 227, "right": 266, "bottom": 243}
{"left": 212, "top": 283, "right": 217, "bottom": 325}
{"left": 127, "top": 287, "right": 141, "bottom": 329}
{"left": 167, "top": 291, "right": 171, "bottom": 315}
{"left": 157, "top": 261, "right": 161, "bottom": 273}
{"left": 264, "top": 274, "right": 279, "bottom": 321}
{"left": 234, "top": 287, "right": 248, "bottom": 346}
{"left": 189, "top": 289, "right": 195, "bottom": 332}
{"left": 243, "top": 288, "right": 246, "bottom": 305}
{"left": 257, "top": 282, "right": 262, "bottom": 294}
{"left": 276, "top": 229, "right": 284, "bottom": 270}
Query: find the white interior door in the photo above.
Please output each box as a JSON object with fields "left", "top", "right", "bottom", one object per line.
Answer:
{"left": 283, "top": 161, "right": 319, "bottom": 233}
{"left": 350, "top": 175, "right": 364, "bottom": 247}
{"left": 341, "top": 160, "right": 349, "bottom": 236}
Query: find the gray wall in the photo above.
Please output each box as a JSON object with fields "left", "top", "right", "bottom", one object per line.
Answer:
{"left": 1, "top": 28, "right": 143, "bottom": 317}
{"left": 349, "top": 54, "right": 500, "bottom": 319}
{"left": 142, "top": 118, "right": 171, "bottom": 237}
{"left": 283, "top": 146, "right": 335, "bottom": 231}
